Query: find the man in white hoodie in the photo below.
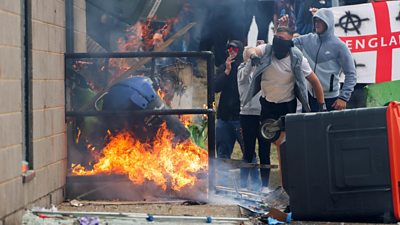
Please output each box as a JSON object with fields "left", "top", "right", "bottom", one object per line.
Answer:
{"left": 238, "top": 47, "right": 270, "bottom": 192}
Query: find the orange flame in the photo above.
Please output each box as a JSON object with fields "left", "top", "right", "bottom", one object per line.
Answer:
{"left": 72, "top": 123, "right": 208, "bottom": 191}
{"left": 75, "top": 127, "right": 81, "bottom": 144}
{"left": 157, "top": 88, "right": 166, "bottom": 101}
{"left": 108, "top": 17, "right": 177, "bottom": 82}
{"left": 179, "top": 115, "right": 192, "bottom": 128}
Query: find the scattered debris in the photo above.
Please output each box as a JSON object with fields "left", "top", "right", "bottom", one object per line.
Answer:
{"left": 181, "top": 200, "right": 207, "bottom": 206}
{"left": 265, "top": 207, "right": 291, "bottom": 223}
{"left": 261, "top": 187, "right": 289, "bottom": 211}
{"left": 70, "top": 199, "right": 84, "bottom": 207}
{"left": 215, "top": 184, "right": 291, "bottom": 224}
{"left": 26, "top": 209, "right": 249, "bottom": 224}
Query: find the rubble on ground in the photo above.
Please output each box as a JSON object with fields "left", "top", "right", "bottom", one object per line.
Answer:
{"left": 22, "top": 186, "right": 291, "bottom": 225}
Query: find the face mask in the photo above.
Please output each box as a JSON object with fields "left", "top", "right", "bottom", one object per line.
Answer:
{"left": 272, "top": 36, "right": 293, "bottom": 60}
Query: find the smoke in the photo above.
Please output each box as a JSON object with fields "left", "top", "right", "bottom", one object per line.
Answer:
{"left": 85, "top": 1, "right": 256, "bottom": 52}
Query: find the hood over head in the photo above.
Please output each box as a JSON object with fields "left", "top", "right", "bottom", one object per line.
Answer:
{"left": 313, "top": 8, "right": 334, "bottom": 38}
{"left": 227, "top": 40, "right": 244, "bottom": 61}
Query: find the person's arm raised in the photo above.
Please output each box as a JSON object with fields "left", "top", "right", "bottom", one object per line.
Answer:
{"left": 278, "top": 14, "right": 289, "bottom": 27}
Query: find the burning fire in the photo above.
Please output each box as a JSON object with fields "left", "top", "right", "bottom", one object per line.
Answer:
{"left": 108, "top": 16, "right": 177, "bottom": 81}
{"left": 179, "top": 115, "right": 192, "bottom": 128}
{"left": 72, "top": 123, "right": 208, "bottom": 191}
{"left": 71, "top": 13, "right": 206, "bottom": 191}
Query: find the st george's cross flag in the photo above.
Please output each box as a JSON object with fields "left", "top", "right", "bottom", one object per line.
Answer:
{"left": 333, "top": 1, "right": 400, "bottom": 83}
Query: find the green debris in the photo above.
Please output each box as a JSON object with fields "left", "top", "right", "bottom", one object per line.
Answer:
{"left": 187, "top": 119, "right": 207, "bottom": 149}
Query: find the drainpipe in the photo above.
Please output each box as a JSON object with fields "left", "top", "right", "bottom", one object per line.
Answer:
{"left": 65, "top": 0, "right": 74, "bottom": 53}
{"left": 65, "top": 0, "right": 74, "bottom": 122}
{"left": 22, "top": 0, "right": 33, "bottom": 166}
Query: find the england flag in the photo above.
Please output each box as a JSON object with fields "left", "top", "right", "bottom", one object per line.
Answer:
{"left": 333, "top": 1, "right": 400, "bottom": 83}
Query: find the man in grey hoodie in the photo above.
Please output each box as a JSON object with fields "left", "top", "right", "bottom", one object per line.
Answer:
{"left": 238, "top": 46, "right": 270, "bottom": 192}
{"left": 281, "top": 8, "right": 357, "bottom": 111}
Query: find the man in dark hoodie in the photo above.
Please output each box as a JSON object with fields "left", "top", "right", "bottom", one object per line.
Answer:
{"left": 281, "top": 8, "right": 357, "bottom": 111}
{"left": 214, "top": 40, "right": 247, "bottom": 186}
{"left": 215, "top": 40, "right": 245, "bottom": 161}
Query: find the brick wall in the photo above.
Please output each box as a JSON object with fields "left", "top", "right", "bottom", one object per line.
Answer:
{"left": 0, "top": 0, "right": 86, "bottom": 224}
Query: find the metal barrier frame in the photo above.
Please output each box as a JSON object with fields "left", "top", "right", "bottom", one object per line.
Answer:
{"left": 65, "top": 51, "right": 216, "bottom": 197}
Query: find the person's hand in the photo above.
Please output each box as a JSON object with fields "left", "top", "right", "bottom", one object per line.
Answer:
{"left": 250, "top": 54, "right": 261, "bottom": 67}
{"left": 278, "top": 14, "right": 289, "bottom": 27}
{"left": 309, "top": 7, "right": 318, "bottom": 16}
{"left": 332, "top": 98, "right": 347, "bottom": 110}
{"left": 224, "top": 56, "right": 234, "bottom": 75}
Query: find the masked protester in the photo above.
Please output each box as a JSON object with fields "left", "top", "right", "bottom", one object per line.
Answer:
{"left": 214, "top": 40, "right": 246, "bottom": 186}
{"left": 243, "top": 27, "right": 325, "bottom": 176}
{"left": 272, "top": 35, "right": 294, "bottom": 59}
{"left": 244, "top": 26, "right": 325, "bottom": 112}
